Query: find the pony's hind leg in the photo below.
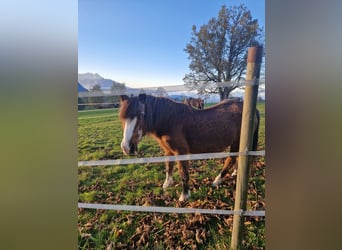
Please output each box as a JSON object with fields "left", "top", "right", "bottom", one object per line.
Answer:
{"left": 213, "top": 140, "right": 240, "bottom": 187}
{"left": 212, "top": 155, "right": 237, "bottom": 187}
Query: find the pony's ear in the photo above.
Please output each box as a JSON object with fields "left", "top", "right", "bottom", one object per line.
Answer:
{"left": 139, "top": 93, "right": 146, "bottom": 104}
{"left": 120, "top": 95, "right": 129, "bottom": 102}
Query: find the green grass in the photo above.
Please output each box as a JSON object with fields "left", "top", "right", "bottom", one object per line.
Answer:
{"left": 78, "top": 102, "right": 265, "bottom": 249}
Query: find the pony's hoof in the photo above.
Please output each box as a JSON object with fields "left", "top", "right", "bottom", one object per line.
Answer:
{"left": 162, "top": 177, "right": 174, "bottom": 189}
{"left": 179, "top": 190, "right": 191, "bottom": 202}
{"left": 212, "top": 175, "right": 222, "bottom": 187}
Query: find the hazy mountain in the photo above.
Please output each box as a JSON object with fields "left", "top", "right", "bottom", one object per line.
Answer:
{"left": 78, "top": 73, "right": 123, "bottom": 90}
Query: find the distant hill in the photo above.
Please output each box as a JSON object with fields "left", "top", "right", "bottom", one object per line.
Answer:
{"left": 78, "top": 73, "right": 124, "bottom": 90}
{"left": 78, "top": 82, "right": 88, "bottom": 92}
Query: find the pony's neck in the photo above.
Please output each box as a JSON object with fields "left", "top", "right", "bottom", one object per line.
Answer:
{"left": 144, "top": 96, "right": 188, "bottom": 133}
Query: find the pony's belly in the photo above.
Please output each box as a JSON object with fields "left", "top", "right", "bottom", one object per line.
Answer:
{"left": 186, "top": 126, "right": 238, "bottom": 153}
{"left": 189, "top": 141, "right": 231, "bottom": 154}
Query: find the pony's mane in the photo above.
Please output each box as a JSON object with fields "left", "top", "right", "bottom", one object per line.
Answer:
{"left": 144, "top": 95, "right": 192, "bottom": 131}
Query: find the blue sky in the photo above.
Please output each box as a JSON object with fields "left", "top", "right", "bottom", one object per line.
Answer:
{"left": 79, "top": 0, "right": 265, "bottom": 88}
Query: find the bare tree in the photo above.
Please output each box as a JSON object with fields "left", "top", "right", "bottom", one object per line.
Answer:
{"left": 111, "top": 81, "right": 126, "bottom": 93}
{"left": 90, "top": 84, "right": 102, "bottom": 92}
{"left": 184, "top": 4, "right": 263, "bottom": 100}
{"left": 89, "top": 84, "right": 103, "bottom": 109}
{"left": 154, "top": 87, "right": 169, "bottom": 97}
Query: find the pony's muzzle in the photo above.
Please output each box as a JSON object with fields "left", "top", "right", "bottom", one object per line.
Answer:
{"left": 129, "top": 144, "right": 137, "bottom": 155}
{"left": 121, "top": 141, "right": 137, "bottom": 156}
{"left": 121, "top": 141, "right": 130, "bottom": 155}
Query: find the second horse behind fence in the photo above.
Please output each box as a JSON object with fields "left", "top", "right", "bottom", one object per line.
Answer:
{"left": 183, "top": 97, "right": 204, "bottom": 109}
{"left": 119, "top": 94, "right": 259, "bottom": 201}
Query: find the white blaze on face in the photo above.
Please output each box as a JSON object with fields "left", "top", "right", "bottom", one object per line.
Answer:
{"left": 121, "top": 117, "right": 137, "bottom": 155}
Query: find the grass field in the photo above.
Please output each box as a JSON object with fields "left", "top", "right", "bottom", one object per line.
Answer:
{"left": 78, "top": 102, "right": 265, "bottom": 249}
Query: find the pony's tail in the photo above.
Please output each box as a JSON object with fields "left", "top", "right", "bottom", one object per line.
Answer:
{"left": 252, "top": 109, "right": 260, "bottom": 151}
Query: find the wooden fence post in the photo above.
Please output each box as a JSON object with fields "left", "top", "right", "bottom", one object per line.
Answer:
{"left": 230, "top": 46, "right": 263, "bottom": 250}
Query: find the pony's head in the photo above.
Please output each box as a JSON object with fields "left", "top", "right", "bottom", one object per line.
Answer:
{"left": 184, "top": 97, "right": 204, "bottom": 109}
{"left": 198, "top": 98, "right": 204, "bottom": 109}
{"left": 119, "top": 94, "right": 147, "bottom": 155}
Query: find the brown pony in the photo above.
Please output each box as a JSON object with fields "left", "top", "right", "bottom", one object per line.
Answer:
{"left": 183, "top": 97, "right": 204, "bottom": 109}
{"left": 119, "top": 94, "right": 259, "bottom": 201}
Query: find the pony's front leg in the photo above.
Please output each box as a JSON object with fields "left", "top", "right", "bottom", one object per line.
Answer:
{"left": 178, "top": 160, "right": 190, "bottom": 201}
{"left": 162, "top": 160, "right": 174, "bottom": 189}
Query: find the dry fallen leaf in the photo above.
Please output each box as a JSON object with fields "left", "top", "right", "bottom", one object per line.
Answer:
{"left": 195, "top": 229, "right": 203, "bottom": 243}
{"left": 84, "top": 222, "right": 93, "bottom": 230}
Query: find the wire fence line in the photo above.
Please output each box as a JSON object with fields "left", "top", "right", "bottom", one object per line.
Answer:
{"left": 78, "top": 203, "right": 265, "bottom": 217}
{"left": 78, "top": 102, "right": 119, "bottom": 106}
{"left": 78, "top": 114, "right": 115, "bottom": 120}
{"left": 78, "top": 150, "right": 265, "bottom": 167}
{"left": 78, "top": 80, "right": 265, "bottom": 98}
